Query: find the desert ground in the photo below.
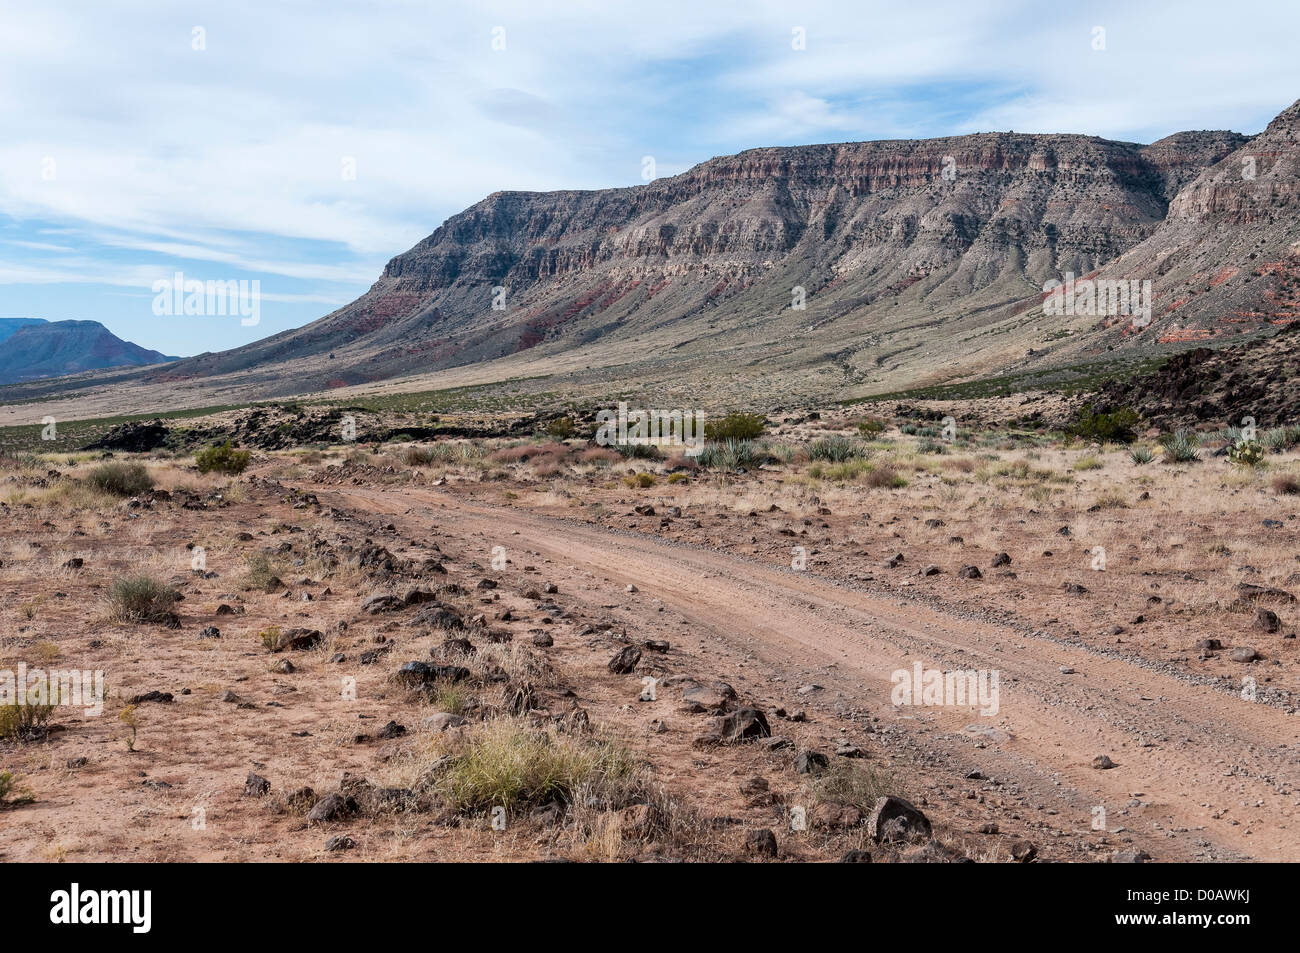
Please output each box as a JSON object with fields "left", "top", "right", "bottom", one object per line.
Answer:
{"left": 2, "top": 404, "right": 1299, "bottom": 862}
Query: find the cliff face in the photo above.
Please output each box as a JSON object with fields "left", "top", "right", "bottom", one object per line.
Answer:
{"left": 146, "top": 125, "right": 1256, "bottom": 395}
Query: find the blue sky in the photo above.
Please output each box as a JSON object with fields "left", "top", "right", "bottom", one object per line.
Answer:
{"left": 2, "top": 0, "right": 1297, "bottom": 357}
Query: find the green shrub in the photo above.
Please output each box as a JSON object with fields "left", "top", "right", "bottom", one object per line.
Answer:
{"left": 1070, "top": 404, "right": 1139, "bottom": 444}
{"left": 194, "top": 441, "right": 251, "bottom": 475}
{"left": 106, "top": 575, "right": 179, "bottom": 624}
{"left": 704, "top": 413, "right": 765, "bottom": 441}
{"left": 1129, "top": 446, "right": 1154, "bottom": 465}
{"left": 84, "top": 461, "right": 153, "bottom": 496}
{"left": 613, "top": 443, "right": 662, "bottom": 460}
{"left": 856, "top": 417, "right": 886, "bottom": 436}
{"left": 0, "top": 679, "right": 58, "bottom": 742}
{"left": 622, "top": 472, "right": 656, "bottom": 488}
{"left": 244, "top": 554, "right": 283, "bottom": 591}
{"left": 544, "top": 417, "right": 576, "bottom": 440}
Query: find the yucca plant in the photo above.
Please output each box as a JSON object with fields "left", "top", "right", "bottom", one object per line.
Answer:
{"left": 1159, "top": 429, "right": 1200, "bottom": 463}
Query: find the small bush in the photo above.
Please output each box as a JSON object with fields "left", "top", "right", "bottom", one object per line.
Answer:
{"left": 106, "top": 575, "right": 179, "bottom": 624}
{"left": 244, "top": 554, "right": 284, "bottom": 592}
{"left": 1072, "top": 455, "right": 1104, "bottom": 471}
{"left": 864, "top": 463, "right": 907, "bottom": 489}
{"left": 802, "top": 761, "right": 897, "bottom": 814}
{"left": 258, "top": 626, "right": 283, "bottom": 652}
{"left": 401, "top": 445, "right": 440, "bottom": 467}
{"left": 0, "top": 770, "right": 35, "bottom": 807}
{"left": 1129, "top": 446, "right": 1154, "bottom": 465}
{"left": 544, "top": 417, "right": 576, "bottom": 440}
{"left": 666, "top": 473, "right": 689, "bottom": 484}
{"left": 84, "top": 461, "right": 153, "bottom": 496}
{"left": 704, "top": 413, "right": 765, "bottom": 441}
{"left": 0, "top": 678, "right": 58, "bottom": 742}
{"left": 580, "top": 448, "right": 621, "bottom": 467}
{"left": 1070, "top": 404, "right": 1139, "bottom": 444}
{"left": 856, "top": 417, "right": 886, "bottom": 436}
{"left": 1271, "top": 473, "right": 1300, "bottom": 495}
{"left": 622, "top": 472, "right": 656, "bottom": 488}
{"left": 613, "top": 443, "right": 662, "bottom": 460}
{"left": 195, "top": 441, "right": 251, "bottom": 475}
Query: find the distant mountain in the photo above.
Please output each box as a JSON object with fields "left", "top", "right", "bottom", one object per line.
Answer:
{"left": 0, "top": 318, "right": 48, "bottom": 346}
{"left": 0, "top": 319, "right": 177, "bottom": 385}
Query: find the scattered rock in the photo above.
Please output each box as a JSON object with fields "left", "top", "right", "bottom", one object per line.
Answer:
{"left": 794, "top": 750, "right": 830, "bottom": 775}
{"left": 1253, "top": 608, "right": 1281, "bottom": 633}
{"left": 608, "top": 646, "right": 642, "bottom": 674}
{"left": 744, "top": 829, "right": 778, "bottom": 858}
{"left": 307, "top": 792, "right": 359, "bottom": 825}
{"left": 867, "top": 796, "right": 932, "bottom": 844}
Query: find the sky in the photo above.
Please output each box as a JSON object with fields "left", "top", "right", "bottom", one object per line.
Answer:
{"left": 1, "top": 0, "right": 1297, "bottom": 357}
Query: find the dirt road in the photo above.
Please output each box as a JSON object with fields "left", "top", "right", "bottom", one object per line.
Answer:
{"left": 323, "top": 483, "right": 1300, "bottom": 862}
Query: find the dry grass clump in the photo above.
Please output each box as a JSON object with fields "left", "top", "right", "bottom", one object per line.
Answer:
{"left": 489, "top": 442, "right": 571, "bottom": 466}
{"left": 579, "top": 447, "right": 621, "bottom": 467}
{"left": 0, "top": 770, "right": 36, "bottom": 807}
{"left": 1271, "top": 472, "right": 1300, "bottom": 495}
{"left": 419, "top": 718, "right": 643, "bottom": 816}
{"left": 84, "top": 461, "right": 153, "bottom": 497}
{"left": 801, "top": 760, "right": 898, "bottom": 813}
{"left": 105, "top": 574, "right": 179, "bottom": 624}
